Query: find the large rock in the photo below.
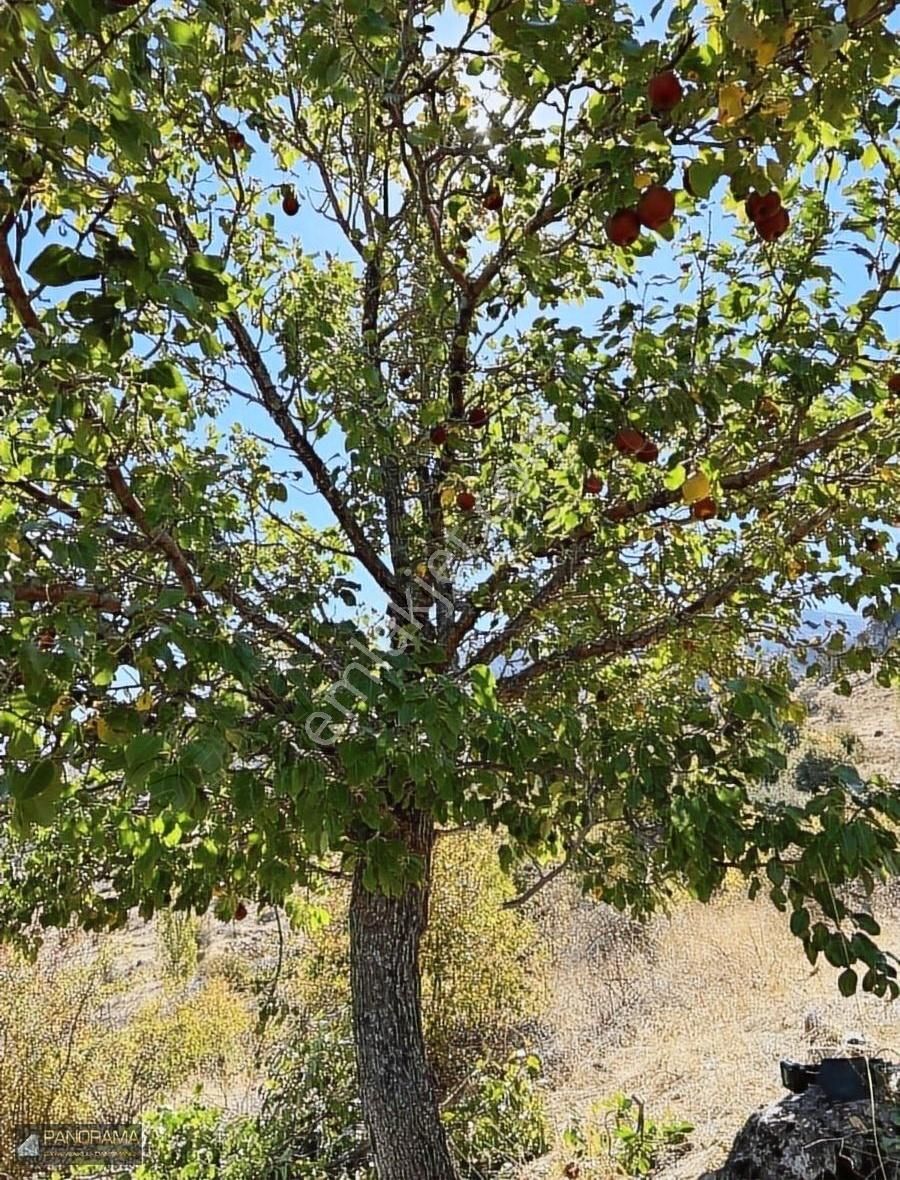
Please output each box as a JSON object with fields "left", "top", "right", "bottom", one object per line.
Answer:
{"left": 701, "top": 1062, "right": 900, "bottom": 1179}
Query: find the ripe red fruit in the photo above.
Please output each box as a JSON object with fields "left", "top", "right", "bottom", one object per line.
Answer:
{"left": 467, "top": 405, "right": 489, "bottom": 427}
{"left": 234, "top": 902, "right": 248, "bottom": 921}
{"left": 583, "top": 474, "right": 603, "bottom": 495}
{"left": 757, "top": 207, "right": 789, "bottom": 242}
{"left": 484, "top": 186, "right": 503, "bottom": 212}
{"left": 745, "top": 191, "right": 764, "bottom": 222}
{"left": 634, "top": 439, "right": 659, "bottom": 464}
{"left": 863, "top": 531, "right": 883, "bottom": 554}
{"left": 456, "top": 489, "right": 476, "bottom": 512}
{"left": 613, "top": 426, "right": 647, "bottom": 455}
{"left": 225, "top": 129, "right": 246, "bottom": 151}
{"left": 886, "top": 373, "right": 900, "bottom": 393}
{"left": 282, "top": 190, "right": 299, "bottom": 216}
{"left": 648, "top": 71, "right": 683, "bottom": 112}
{"left": 606, "top": 208, "right": 641, "bottom": 247}
{"left": 756, "top": 191, "right": 781, "bottom": 220}
{"left": 430, "top": 424, "right": 449, "bottom": 446}
{"left": 691, "top": 497, "right": 717, "bottom": 521}
{"left": 636, "top": 185, "right": 675, "bottom": 231}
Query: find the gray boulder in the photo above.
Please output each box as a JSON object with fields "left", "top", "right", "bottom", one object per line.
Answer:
{"left": 701, "top": 1063, "right": 900, "bottom": 1179}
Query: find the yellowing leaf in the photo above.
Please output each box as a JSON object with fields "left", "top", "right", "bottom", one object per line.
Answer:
{"left": 48, "top": 695, "right": 70, "bottom": 719}
{"left": 440, "top": 486, "right": 456, "bottom": 509}
{"left": 5, "top": 535, "right": 21, "bottom": 555}
{"left": 136, "top": 690, "right": 154, "bottom": 713}
{"left": 682, "top": 472, "right": 711, "bottom": 504}
{"left": 634, "top": 171, "right": 653, "bottom": 188}
{"left": 415, "top": 562, "right": 428, "bottom": 578}
{"left": 96, "top": 716, "right": 113, "bottom": 743}
{"left": 718, "top": 83, "right": 747, "bottom": 125}
{"left": 755, "top": 38, "right": 779, "bottom": 67}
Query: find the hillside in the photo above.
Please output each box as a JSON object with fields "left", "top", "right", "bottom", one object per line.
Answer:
{"left": 527, "top": 673, "right": 900, "bottom": 1178}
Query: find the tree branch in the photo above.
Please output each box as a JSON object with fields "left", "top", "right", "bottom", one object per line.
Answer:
{"left": 172, "top": 215, "right": 398, "bottom": 599}
{"left": 605, "top": 410, "right": 872, "bottom": 524}
{"left": 104, "top": 462, "right": 208, "bottom": 611}
{"left": 495, "top": 509, "right": 829, "bottom": 699}
{"left": 7, "top": 583, "right": 124, "bottom": 612}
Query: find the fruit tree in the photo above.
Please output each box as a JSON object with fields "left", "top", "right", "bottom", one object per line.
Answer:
{"left": 1, "top": 0, "right": 900, "bottom": 1176}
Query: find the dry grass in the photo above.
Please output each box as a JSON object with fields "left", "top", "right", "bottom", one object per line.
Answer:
{"left": 529, "top": 887, "right": 900, "bottom": 1178}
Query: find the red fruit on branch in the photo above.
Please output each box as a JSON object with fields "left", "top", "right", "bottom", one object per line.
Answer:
{"left": 636, "top": 185, "right": 675, "bottom": 231}
{"left": 583, "top": 474, "right": 603, "bottom": 495}
{"left": 613, "top": 426, "right": 647, "bottom": 455}
{"left": 634, "top": 439, "right": 659, "bottom": 463}
{"left": 225, "top": 129, "right": 246, "bottom": 151}
{"left": 756, "top": 191, "right": 782, "bottom": 220}
{"left": 606, "top": 208, "right": 641, "bottom": 247}
{"left": 745, "top": 191, "right": 764, "bottom": 222}
{"left": 467, "top": 405, "right": 489, "bottom": 427}
{"left": 483, "top": 186, "right": 503, "bottom": 212}
{"left": 757, "top": 207, "right": 789, "bottom": 242}
{"left": 648, "top": 71, "right": 683, "bottom": 112}
{"left": 691, "top": 497, "right": 717, "bottom": 520}
{"left": 886, "top": 373, "right": 900, "bottom": 393}
{"left": 282, "top": 190, "right": 299, "bottom": 216}
{"left": 430, "top": 424, "right": 449, "bottom": 446}
{"left": 456, "top": 490, "right": 476, "bottom": 511}
{"left": 234, "top": 901, "right": 248, "bottom": 921}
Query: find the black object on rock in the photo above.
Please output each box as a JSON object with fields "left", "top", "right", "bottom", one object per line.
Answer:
{"left": 780, "top": 1056, "right": 890, "bottom": 1102}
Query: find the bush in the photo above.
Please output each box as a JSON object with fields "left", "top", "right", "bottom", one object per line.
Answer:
{"left": 257, "top": 1014, "right": 371, "bottom": 1179}
{"left": 137, "top": 1103, "right": 267, "bottom": 1180}
{"left": 562, "top": 1094, "right": 693, "bottom": 1177}
{"left": 443, "top": 1051, "right": 550, "bottom": 1179}
{"left": 137, "top": 1026, "right": 549, "bottom": 1180}
{"left": 156, "top": 909, "right": 201, "bottom": 988}
{"left": 0, "top": 940, "right": 124, "bottom": 1163}
{"left": 88, "top": 977, "right": 254, "bottom": 1118}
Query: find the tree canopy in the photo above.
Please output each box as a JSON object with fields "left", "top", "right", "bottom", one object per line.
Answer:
{"left": 1, "top": 0, "right": 900, "bottom": 1169}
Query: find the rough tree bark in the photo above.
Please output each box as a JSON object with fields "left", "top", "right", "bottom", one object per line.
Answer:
{"left": 349, "top": 809, "right": 458, "bottom": 1180}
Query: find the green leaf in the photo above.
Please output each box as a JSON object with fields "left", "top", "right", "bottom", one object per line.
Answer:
{"left": 838, "top": 967, "right": 858, "bottom": 997}
{"left": 15, "top": 759, "right": 61, "bottom": 800}
{"left": 27, "top": 244, "right": 102, "bottom": 286}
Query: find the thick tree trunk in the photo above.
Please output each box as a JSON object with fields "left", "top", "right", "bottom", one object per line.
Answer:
{"left": 349, "top": 809, "right": 458, "bottom": 1180}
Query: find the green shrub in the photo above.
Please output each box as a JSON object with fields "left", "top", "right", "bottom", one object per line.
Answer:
{"left": 257, "top": 1014, "right": 372, "bottom": 1179}
{"left": 442, "top": 1051, "right": 550, "bottom": 1179}
{"left": 562, "top": 1094, "right": 693, "bottom": 1177}
{"left": 137, "top": 1024, "right": 549, "bottom": 1180}
{"left": 155, "top": 909, "right": 200, "bottom": 988}
{"left": 137, "top": 1103, "right": 267, "bottom": 1180}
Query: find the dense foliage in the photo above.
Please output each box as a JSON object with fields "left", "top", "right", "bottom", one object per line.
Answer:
{"left": 1, "top": 0, "right": 899, "bottom": 1170}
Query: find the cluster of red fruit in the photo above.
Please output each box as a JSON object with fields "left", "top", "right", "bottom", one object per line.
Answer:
{"left": 606, "top": 186, "right": 676, "bottom": 247}
{"left": 745, "top": 190, "right": 789, "bottom": 242}
{"left": 430, "top": 406, "right": 491, "bottom": 511}
{"left": 605, "top": 72, "right": 683, "bottom": 248}
{"left": 613, "top": 426, "right": 659, "bottom": 464}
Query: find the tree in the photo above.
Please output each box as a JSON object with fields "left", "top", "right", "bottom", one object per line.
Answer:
{"left": 1, "top": 0, "right": 899, "bottom": 1175}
